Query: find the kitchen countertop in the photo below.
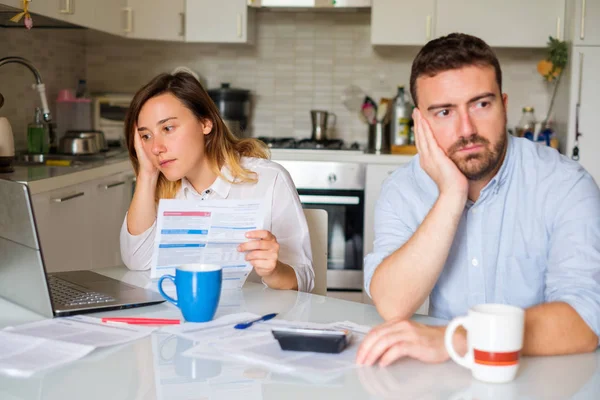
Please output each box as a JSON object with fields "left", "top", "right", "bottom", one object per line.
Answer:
{"left": 0, "top": 149, "right": 412, "bottom": 195}
{"left": 0, "top": 151, "right": 132, "bottom": 194}
{"left": 269, "top": 148, "right": 414, "bottom": 164}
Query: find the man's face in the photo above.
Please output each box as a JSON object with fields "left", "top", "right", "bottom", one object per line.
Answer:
{"left": 416, "top": 65, "right": 508, "bottom": 181}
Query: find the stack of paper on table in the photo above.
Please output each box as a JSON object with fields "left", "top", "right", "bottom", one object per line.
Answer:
{"left": 161, "top": 313, "right": 370, "bottom": 382}
{"left": 0, "top": 315, "right": 156, "bottom": 378}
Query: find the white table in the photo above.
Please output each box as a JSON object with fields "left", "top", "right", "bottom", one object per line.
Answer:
{"left": 0, "top": 267, "right": 598, "bottom": 400}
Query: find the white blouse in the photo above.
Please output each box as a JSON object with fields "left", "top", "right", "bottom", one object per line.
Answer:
{"left": 120, "top": 157, "right": 314, "bottom": 293}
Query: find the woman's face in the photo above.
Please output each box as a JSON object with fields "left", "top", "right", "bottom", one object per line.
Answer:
{"left": 136, "top": 93, "right": 213, "bottom": 181}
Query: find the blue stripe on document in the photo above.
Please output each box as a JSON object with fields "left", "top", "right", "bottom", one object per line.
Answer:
{"left": 161, "top": 229, "right": 208, "bottom": 234}
{"left": 158, "top": 243, "right": 206, "bottom": 248}
{"left": 210, "top": 226, "right": 256, "bottom": 230}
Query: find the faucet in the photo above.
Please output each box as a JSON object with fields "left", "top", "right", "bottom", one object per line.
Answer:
{"left": 0, "top": 56, "right": 52, "bottom": 123}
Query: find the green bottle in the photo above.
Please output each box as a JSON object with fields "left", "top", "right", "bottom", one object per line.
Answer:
{"left": 27, "top": 107, "right": 49, "bottom": 154}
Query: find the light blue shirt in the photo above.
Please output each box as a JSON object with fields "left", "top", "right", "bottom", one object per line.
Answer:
{"left": 364, "top": 135, "right": 600, "bottom": 337}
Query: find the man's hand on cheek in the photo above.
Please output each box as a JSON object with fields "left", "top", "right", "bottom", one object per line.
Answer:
{"left": 413, "top": 109, "right": 468, "bottom": 199}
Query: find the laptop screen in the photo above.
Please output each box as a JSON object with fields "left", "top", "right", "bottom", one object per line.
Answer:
{"left": 0, "top": 179, "right": 55, "bottom": 318}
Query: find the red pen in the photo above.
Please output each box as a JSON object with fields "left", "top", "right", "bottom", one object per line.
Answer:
{"left": 101, "top": 317, "right": 181, "bottom": 325}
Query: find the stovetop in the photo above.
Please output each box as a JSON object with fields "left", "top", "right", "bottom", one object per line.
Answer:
{"left": 257, "top": 137, "right": 362, "bottom": 151}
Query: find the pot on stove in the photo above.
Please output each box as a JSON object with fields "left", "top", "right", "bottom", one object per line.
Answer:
{"left": 208, "top": 83, "right": 250, "bottom": 138}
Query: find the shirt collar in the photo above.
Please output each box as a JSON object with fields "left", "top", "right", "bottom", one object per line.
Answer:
{"left": 181, "top": 164, "right": 234, "bottom": 199}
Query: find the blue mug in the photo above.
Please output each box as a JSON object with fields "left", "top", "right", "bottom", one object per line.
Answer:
{"left": 158, "top": 264, "right": 222, "bottom": 322}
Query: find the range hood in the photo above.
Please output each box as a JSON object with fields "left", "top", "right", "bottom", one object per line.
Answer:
{"left": 251, "top": 0, "right": 371, "bottom": 8}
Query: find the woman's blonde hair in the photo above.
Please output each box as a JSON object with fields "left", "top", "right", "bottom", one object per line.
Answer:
{"left": 124, "top": 72, "right": 269, "bottom": 202}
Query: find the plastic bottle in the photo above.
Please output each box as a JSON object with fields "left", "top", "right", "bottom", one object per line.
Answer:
{"left": 390, "top": 86, "right": 411, "bottom": 146}
{"left": 75, "top": 79, "right": 89, "bottom": 98}
{"left": 516, "top": 107, "right": 536, "bottom": 140}
{"left": 27, "top": 107, "right": 49, "bottom": 154}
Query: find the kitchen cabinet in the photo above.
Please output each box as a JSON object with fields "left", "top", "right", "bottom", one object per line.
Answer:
{"left": 573, "top": 0, "right": 600, "bottom": 46}
{"left": 362, "top": 162, "right": 429, "bottom": 315}
{"left": 122, "top": 0, "right": 185, "bottom": 41}
{"left": 185, "top": 0, "right": 256, "bottom": 43}
{"left": 436, "top": 0, "right": 566, "bottom": 48}
{"left": 31, "top": 182, "right": 92, "bottom": 273}
{"left": 3, "top": 0, "right": 123, "bottom": 35}
{"left": 563, "top": 47, "right": 600, "bottom": 184}
{"left": 31, "top": 171, "right": 134, "bottom": 273}
{"left": 371, "top": 0, "right": 565, "bottom": 48}
{"left": 371, "top": 0, "right": 435, "bottom": 46}
{"left": 89, "top": 172, "right": 134, "bottom": 269}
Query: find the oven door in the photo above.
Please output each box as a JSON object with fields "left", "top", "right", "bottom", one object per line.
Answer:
{"left": 298, "top": 189, "right": 364, "bottom": 291}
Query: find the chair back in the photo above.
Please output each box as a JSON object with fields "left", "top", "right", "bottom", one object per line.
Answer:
{"left": 303, "top": 208, "right": 327, "bottom": 296}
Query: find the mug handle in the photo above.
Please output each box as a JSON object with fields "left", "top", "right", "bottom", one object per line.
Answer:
{"left": 444, "top": 316, "right": 473, "bottom": 370}
{"left": 329, "top": 112, "right": 337, "bottom": 129}
{"left": 158, "top": 275, "right": 178, "bottom": 307}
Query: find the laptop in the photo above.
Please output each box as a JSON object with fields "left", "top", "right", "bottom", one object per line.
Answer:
{"left": 0, "top": 178, "right": 165, "bottom": 317}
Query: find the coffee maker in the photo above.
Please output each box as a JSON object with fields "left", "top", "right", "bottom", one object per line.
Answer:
{"left": 208, "top": 83, "right": 250, "bottom": 138}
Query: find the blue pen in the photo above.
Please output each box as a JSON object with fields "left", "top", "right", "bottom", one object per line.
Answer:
{"left": 234, "top": 313, "right": 278, "bottom": 329}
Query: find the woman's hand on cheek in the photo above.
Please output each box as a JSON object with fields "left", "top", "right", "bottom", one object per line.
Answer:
{"left": 237, "top": 230, "right": 280, "bottom": 277}
{"left": 134, "top": 130, "right": 159, "bottom": 179}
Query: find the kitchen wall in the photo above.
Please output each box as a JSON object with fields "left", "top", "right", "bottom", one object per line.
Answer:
{"left": 0, "top": 28, "right": 86, "bottom": 149}
{"left": 2, "top": 10, "right": 552, "bottom": 148}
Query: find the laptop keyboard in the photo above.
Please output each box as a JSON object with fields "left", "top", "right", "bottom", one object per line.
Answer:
{"left": 48, "top": 276, "right": 115, "bottom": 307}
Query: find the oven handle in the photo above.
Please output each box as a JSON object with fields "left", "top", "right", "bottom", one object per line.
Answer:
{"left": 299, "top": 195, "right": 360, "bottom": 205}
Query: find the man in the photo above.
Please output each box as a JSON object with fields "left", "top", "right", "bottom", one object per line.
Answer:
{"left": 357, "top": 33, "right": 600, "bottom": 367}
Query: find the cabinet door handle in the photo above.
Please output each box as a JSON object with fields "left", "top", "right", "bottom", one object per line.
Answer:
{"left": 237, "top": 13, "right": 242, "bottom": 38}
{"left": 102, "top": 181, "right": 126, "bottom": 190}
{"left": 179, "top": 12, "right": 185, "bottom": 37}
{"left": 580, "top": 0, "right": 586, "bottom": 40}
{"left": 60, "top": 0, "right": 72, "bottom": 14}
{"left": 52, "top": 192, "right": 84, "bottom": 203}
{"left": 425, "top": 15, "right": 432, "bottom": 40}
{"left": 123, "top": 7, "right": 133, "bottom": 33}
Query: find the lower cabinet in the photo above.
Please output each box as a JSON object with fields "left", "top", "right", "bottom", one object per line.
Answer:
{"left": 31, "top": 182, "right": 92, "bottom": 273}
{"left": 31, "top": 171, "right": 134, "bottom": 273}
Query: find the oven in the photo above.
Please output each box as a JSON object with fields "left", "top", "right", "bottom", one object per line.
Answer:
{"left": 275, "top": 160, "right": 365, "bottom": 292}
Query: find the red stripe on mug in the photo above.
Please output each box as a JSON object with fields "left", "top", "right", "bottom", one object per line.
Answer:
{"left": 474, "top": 349, "right": 520, "bottom": 366}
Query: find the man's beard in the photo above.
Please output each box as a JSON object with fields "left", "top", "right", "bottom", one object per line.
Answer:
{"left": 448, "top": 133, "right": 507, "bottom": 181}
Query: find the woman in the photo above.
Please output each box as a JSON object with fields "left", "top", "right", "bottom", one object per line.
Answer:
{"left": 120, "top": 72, "right": 313, "bottom": 292}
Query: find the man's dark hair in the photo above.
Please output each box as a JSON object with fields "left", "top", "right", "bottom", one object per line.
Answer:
{"left": 409, "top": 33, "right": 502, "bottom": 107}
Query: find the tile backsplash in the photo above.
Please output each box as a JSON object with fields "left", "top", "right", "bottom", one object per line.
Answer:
{"left": 1, "top": 29, "right": 86, "bottom": 149}
{"left": 2, "top": 10, "right": 551, "bottom": 149}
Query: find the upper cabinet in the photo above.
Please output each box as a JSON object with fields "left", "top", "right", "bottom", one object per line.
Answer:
{"left": 371, "top": 0, "right": 566, "bottom": 48}
{"left": 573, "top": 0, "right": 600, "bottom": 45}
{"left": 436, "top": 0, "right": 566, "bottom": 48}
{"left": 185, "top": 0, "right": 256, "bottom": 43}
{"left": 371, "top": 0, "right": 435, "bottom": 46}
{"left": 122, "top": 0, "right": 185, "bottom": 42}
{"left": 11, "top": 0, "right": 123, "bottom": 35}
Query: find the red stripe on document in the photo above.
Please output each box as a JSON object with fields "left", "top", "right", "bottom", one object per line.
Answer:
{"left": 474, "top": 349, "right": 520, "bottom": 366}
{"left": 163, "top": 211, "right": 211, "bottom": 217}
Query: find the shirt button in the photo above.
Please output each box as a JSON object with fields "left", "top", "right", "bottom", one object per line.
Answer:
{"left": 471, "top": 258, "right": 479, "bottom": 266}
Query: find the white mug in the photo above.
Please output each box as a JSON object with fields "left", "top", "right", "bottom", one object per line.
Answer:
{"left": 444, "top": 304, "right": 525, "bottom": 383}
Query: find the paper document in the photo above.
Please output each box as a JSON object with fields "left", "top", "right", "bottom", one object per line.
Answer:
{"left": 164, "top": 312, "right": 370, "bottom": 383}
{"left": 0, "top": 331, "right": 94, "bottom": 378}
{"left": 151, "top": 199, "right": 265, "bottom": 289}
{"left": 5, "top": 315, "right": 156, "bottom": 347}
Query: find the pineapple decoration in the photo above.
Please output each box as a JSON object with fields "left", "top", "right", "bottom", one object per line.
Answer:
{"left": 537, "top": 37, "right": 568, "bottom": 82}
{"left": 537, "top": 37, "right": 568, "bottom": 123}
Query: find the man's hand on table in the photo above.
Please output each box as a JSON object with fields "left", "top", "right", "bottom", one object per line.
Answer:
{"left": 356, "top": 318, "right": 467, "bottom": 366}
